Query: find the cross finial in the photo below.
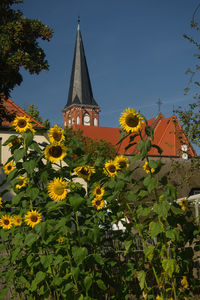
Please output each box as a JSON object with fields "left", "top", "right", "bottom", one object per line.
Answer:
{"left": 156, "top": 98, "right": 162, "bottom": 113}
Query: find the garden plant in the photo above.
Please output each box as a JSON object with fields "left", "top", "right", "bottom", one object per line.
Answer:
{"left": 0, "top": 108, "right": 199, "bottom": 299}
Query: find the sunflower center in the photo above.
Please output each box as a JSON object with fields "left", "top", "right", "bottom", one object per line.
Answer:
{"left": 53, "top": 183, "right": 65, "bottom": 195}
{"left": 96, "top": 199, "right": 101, "bottom": 206}
{"left": 49, "top": 146, "right": 62, "bottom": 158}
{"left": 31, "top": 215, "right": 38, "bottom": 222}
{"left": 96, "top": 188, "right": 102, "bottom": 195}
{"left": 53, "top": 131, "right": 62, "bottom": 142}
{"left": 4, "top": 219, "right": 10, "bottom": 225}
{"left": 125, "top": 114, "right": 139, "bottom": 128}
{"left": 108, "top": 165, "right": 116, "bottom": 173}
{"left": 80, "top": 168, "right": 89, "bottom": 176}
{"left": 18, "top": 181, "right": 24, "bottom": 186}
{"left": 7, "top": 165, "right": 12, "bottom": 170}
{"left": 18, "top": 119, "right": 27, "bottom": 128}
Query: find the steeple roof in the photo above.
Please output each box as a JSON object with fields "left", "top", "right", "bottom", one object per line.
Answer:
{"left": 65, "top": 21, "right": 99, "bottom": 108}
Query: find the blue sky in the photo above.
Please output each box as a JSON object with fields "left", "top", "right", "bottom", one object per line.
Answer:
{"left": 12, "top": 0, "right": 200, "bottom": 129}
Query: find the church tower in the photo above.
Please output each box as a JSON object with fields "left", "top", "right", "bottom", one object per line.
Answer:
{"left": 62, "top": 19, "right": 100, "bottom": 127}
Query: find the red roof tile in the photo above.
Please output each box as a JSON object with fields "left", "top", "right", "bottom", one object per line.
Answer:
{"left": 73, "top": 113, "right": 196, "bottom": 157}
{"left": 0, "top": 98, "right": 44, "bottom": 128}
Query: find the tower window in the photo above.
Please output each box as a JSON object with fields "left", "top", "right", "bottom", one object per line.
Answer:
{"left": 83, "top": 113, "right": 90, "bottom": 126}
{"left": 77, "top": 116, "right": 80, "bottom": 125}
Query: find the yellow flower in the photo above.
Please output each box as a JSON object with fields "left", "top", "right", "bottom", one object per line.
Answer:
{"left": 93, "top": 185, "right": 104, "bottom": 198}
{"left": 114, "top": 155, "right": 129, "bottom": 170}
{"left": 181, "top": 276, "right": 188, "bottom": 289}
{"left": 12, "top": 116, "right": 34, "bottom": 133}
{"left": 156, "top": 296, "right": 163, "bottom": 300}
{"left": 25, "top": 210, "right": 42, "bottom": 228}
{"left": 0, "top": 215, "right": 12, "bottom": 229}
{"left": 16, "top": 176, "right": 28, "bottom": 189}
{"left": 143, "top": 161, "right": 155, "bottom": 174}
{"left": 120, "top": 108, "right": 144, "bottom": 133}
{"left": 9, "top": 137, "right": 21, "bottom": 148}
{"left": 92, "top": 198, "right": 105, "bottom": 210}
{"left": 44, "top": 144, "right": 67, "bottom": 163}
{"left": 0, "top": 197, "right": 2, "bottom": 209}
{"left": 3, "top": 161, "right": 16, "bottom": 175}
{"left": 104, "top": 160, "right": 119, "bottom": 177}
{"left": 48, "top": 177, "right": 67, "bottom": 202}
{"left": 142, "top": 291, "right": 147, "bottom": 299}
{"left": 74, "top": 165, "right": 95, "bottom": 181}
{"left": 58, "top": 236, "right": 65, "bottom": 243}
{"left": 12, "top": 215, "right": 23, "bottom": 226}
{"left": 48, "top": 125, "right": 65, "bottom": 144}
{"left": 179, "top": 200, "right": 187, "bottom": 212}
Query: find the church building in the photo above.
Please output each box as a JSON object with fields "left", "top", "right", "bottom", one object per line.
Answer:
{"left": 62, "top": 20, "right": 196, "bottom": 159}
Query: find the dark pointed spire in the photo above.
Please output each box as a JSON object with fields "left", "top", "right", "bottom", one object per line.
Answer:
{"left": 65, "top": 21, "right": 98, "bottom": 108}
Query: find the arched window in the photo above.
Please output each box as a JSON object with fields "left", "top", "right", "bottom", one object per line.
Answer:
{"left": 77, "top": 116, "right": 80, "bottom": 125}
{"left": 94, "top": 118, "right": 98, "bottom": 126}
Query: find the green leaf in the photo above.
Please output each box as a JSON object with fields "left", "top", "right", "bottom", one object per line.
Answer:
{"left": 24, "top": 232, "right": 38, "bottom": 246}
{"left": 31, "top": 271, "right": 46, "bottom": 291}
{"left": 71, "top": 267, "right": 80, "bottom": 281}
{"left": 84, "top": 276, "right": 92, "bottom": 292}
{"left": 29, "top": 142, "right": 41, "bottom": 153}
{"left": 149, "top": 221, "right": 163, "bottom": 238}
{"left": 136, "top": 205, "right": 151, "bottom": 217}
{"left": 93, "top": 253, "right": 104, "bottom": 265}
{"left": 166, "top": 228, "right": 179, "bottom": 241}
{"left": 23, "top": 131, "right": 34, "bottom": 147}
{"left": 96, "top": 279, "right": 107, "bottom": 291}
{"left": 72, "top": 246, "right": 88, "bottom": 266}
{"left": 54, "top": 255, "right": 63, "bottom": 267}
{"left": 143, "top": 176, "right": 158, "bottom": 193}
{"left": 12, "top": 191, "right": 25, "bottom": 205}
{"left": 69, "top": 194, "right": 85, "bottom": 211}
{"left": 124, "top": 240, "right": 132, "bottom": 255}
{"left": 27, "top": 187, "right": 39, "bottom": 200}
{"left": 3, "top": 135, "right": 18, "bottom": 146}
{"left": 40, "top": 254, "right": 53, "bottom": 268}
{"left": 145, "top": 126, "right": 154, "bottom": 139}
{"left": 162, "top": 259, "right": 177, "bottom": 278}
{"left": 153, "top": 201, "right": 170, "bottom": 219}
{"left": 23, "top": 159, "right": 37, "bottom": 174}
{"left": 144, "top": 246, "right": 154, "bottom": 262}
{"left": 13, "top": 148, "right": 26, "bottom": 162}
{"left": 137, "top": 270, "right": 146, "bottom": 290}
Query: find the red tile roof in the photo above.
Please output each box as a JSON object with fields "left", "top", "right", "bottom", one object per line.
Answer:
{"left": 0, "top": 98, "right": 44, "bottom": 128}
{"left": 73, "top": 113, "right": 196, "bottom": 157}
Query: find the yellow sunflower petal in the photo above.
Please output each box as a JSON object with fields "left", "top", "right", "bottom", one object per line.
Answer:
{"left": 114, "top": 155, "right": 129, "bottom": 170}
{"left": 104, "top": 160, "right": 119, "bottom": 177}
{"left": 48, "top": 177, "right": 67, "bottom": 201}
{"left": 120, "top": 108, "right": 144, "bottom": 133}
{"left": 16, "top": 176, "right": 28, "bottom": 189}
{"left": 12, "top": 215, "right": 23, "bottom": 226}
{"left": 25, "top": 210, "right": 42, "bottom": 228}
{"left": 3, "top": 161, "right": 16, "bottom": 175}
{"left": 92, "top": 198, "right": 105, "bottom": 210}
{"left": 93, "top": 185, "right": 104, "bottom": 198}
{"left": 12, "top": 116, "right": 33, "bottom": 133}
{"left": 74, "top": 165, "right": 95, "bottom": 181}
{"left": 48, "top": 125, "right": 65, "bottom": 144}
{"left": 0, "top": 215, "right": 13, "bottom": 229}
{"left": 44, "top": 144, "right": 67, "bottom": 163}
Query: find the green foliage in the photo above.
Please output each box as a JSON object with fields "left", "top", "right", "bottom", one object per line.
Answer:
{"left": 23, "top": 104, "right": 51, "bottom": 128}
{"left": 0, "top": 0, "right": 53, "bottom": 96}
{"left": 0, "top": 115, "right": 199, "bottom": 300}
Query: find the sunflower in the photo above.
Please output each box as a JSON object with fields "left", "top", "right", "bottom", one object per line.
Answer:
{"left": 58, "top": 236, "right": 65, "bottom": 243}
{"left": 0, "top": 215, "right": 12, "bottom": 229}
{"left": 0, "top": 197, "right": 2, "bottom": 209}
{"left": 25, "top": 210, "right": 42, "bottom": 228}
{"left": 16, "top": 176, "right": 28, "bottom": 189}
{"left": 114, "top": 155, "right": 129, "bottom": 170}
{"left": 120, "top": 108, "right": 144, "bottom": 133}
{"left": 179, "top": 199, "right": 187, "bottom": 212}
{"left": 12, "top": 215, "right": 23, "bottom": 226}
{"left": 143, "top": 161, "right": 155, "bottom": 174}
{"left": 74, "top": 165, "right": 95, "bottom": 181}
{"left": 92, "top": 198, "right": 105, "bottom": 210}
{"left": 48, "top": 125, "right": 65, "bottom": 144}
{"left": 48, "top": 177, "right": 67, "bottom": 201}
{"left": 12, "top": 116, "right": 33, "bottom": 133}
{"left": 104, "top": 160, "right": 119, "bottom": 177}
{"left": 3, "top": 161, "right": 16, "bottom": 175}
{"left": 93, "top": 185, "right": 104, "bottom": 198}
{"left": 44, "top": 144, "right": 67, "bottom": 163}
{"left": 9, "top": 137, "right": 21, "bottom": 148}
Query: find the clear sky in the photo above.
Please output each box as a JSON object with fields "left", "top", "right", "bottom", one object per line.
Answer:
{"left": 11, "top": 0, "right": 200, "bottom": 129}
